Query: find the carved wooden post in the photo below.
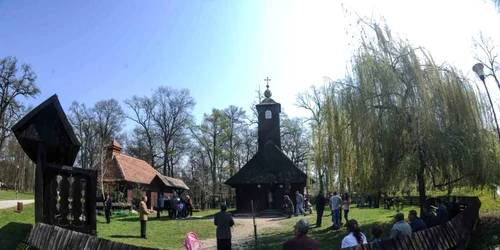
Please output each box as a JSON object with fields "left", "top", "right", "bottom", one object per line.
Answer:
{"left": 35, "top": 144, "right": 46, "bottom": 223}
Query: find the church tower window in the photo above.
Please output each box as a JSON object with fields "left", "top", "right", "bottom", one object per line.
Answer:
{"left": 265, "top": 110, "right": 272, "bottom": 119}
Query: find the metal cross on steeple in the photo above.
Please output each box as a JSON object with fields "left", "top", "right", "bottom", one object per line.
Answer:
{"left": 264, "top": 77, "right": 271, "bottom": 89}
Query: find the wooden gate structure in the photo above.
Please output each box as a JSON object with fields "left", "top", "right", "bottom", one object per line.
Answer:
{"left": 12, "top": 94, "right": 97, "bottom": 235}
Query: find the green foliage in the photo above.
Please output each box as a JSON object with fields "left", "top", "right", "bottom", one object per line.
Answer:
{"left": 0, "top": 190, "right": 34, "bottom": 201}
{"left": 131, "top": 185, "right": 142, "bottom": 208}
{"left": 299, "top": 18, "right": 500, "bottom": 201}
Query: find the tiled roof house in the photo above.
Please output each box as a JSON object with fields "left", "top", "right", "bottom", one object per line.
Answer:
{"left": 103, "top": 140, "right": 189, "bottom": 207}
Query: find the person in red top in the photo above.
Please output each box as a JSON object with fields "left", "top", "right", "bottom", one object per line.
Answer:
{"left": 283, "top": 219, "right": 320, "bottom": 250}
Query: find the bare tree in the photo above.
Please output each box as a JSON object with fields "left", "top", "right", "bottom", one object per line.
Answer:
{"left": 473, "top": 32, "right": 500, "bottom": 90}
{"left": 281, "top": 114, "right": 310, "bottom": 170}
{"left": 68, "top": 102, "right": 99, "bottom": 169}
{"left": 124, "top": 96, "right": 159, "bottom": 168}
{"left": 190, "top": 109, "right": 229, "bottom": 206}
{"left": 296, "top": 85, "right": 327, "bottom": 191}
{"left": 0, "top": 57, "right": 40, "bottom": 156}
{"left": 92, "top": 99, "right": 125, "bottom": 197}
{"left": 152, "top": 87, "right": 195, "bottom": 177}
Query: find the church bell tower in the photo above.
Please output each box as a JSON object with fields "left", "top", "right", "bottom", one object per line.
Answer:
{"left": 256, "top": 78, "right": 281, "bottom": 151}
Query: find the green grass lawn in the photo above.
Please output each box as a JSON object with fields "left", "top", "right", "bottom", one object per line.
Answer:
{"left": 1, "top": 190, "right": 499, "bottom": 250}
{"left": 244, "top": 205, "right": 418, "bottom": 250}
{"left": 0, "top": 204, "right": 221, "bottom": 250}
{"left": 0, "top": 190, "right": 34, "bottom": 200}
{"left": 0, "top": 204, "right": 35, "bottom": 249}
{"left": 97, "top": 213, "right": 217, "bottom": 249}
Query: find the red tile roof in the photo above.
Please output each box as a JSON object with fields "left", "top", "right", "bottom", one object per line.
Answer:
{"left": 113, "top": 140, "right": 122, "bottom": 149}
{"left": 103, "top": 142, "right": 188, "bottom": 191}
{"left": 113, "top": 154, "right": 160, "bottom": 185}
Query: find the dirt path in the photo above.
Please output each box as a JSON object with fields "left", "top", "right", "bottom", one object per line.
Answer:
{"left": 0, "top": 199, "right": 34, "bottom": 210}
{"left": 200, "top": 217, "right": 288, "bottom": 250}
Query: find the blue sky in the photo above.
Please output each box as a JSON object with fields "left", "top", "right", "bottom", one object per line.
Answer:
{"left": 1, "top": 0, "right": 500, "bottom": 128}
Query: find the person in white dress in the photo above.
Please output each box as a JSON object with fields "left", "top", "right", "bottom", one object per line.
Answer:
{"left": 341, "top": 219, "right": 368, "bottom": 248}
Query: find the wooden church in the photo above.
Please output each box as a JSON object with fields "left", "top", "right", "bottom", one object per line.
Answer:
{"left": 225, "top": 80, "right": 308, "bottom": 213}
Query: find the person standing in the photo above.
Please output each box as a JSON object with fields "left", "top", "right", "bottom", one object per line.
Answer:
{"left": 295, "top": 191, "right": 306, "bottom": 216}
{"left": 139, "top": 196, "right": 151, "bottom": 239}
{"left": 170, "top": 195, "right": 179, "bottom": 219}
{"left": 214, "top": 204, "right": 234, "bottom": 250}
{"left": 157, "top": 193, "right": 164, "bottom": 218}
{"left": 330, "top": 192, "right": 342, "bottom": 229}
{"left": 343, "top": 193, "right": 351, "bottom": 223}
{"left": 268, "top": 191, "right": 274, "bottom": 209}
{"left": 186, "top": 195, "right": 194, "bottom": 217}
{"left": 315, "top": 190, "right": 326, "bottom": 227}
{"left": 104, "top": 194, "right": 112, "bottom": 224}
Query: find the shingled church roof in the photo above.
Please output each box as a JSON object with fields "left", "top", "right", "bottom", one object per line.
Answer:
{"left": 225, "top": 141, "right": 307, "bottom": 185}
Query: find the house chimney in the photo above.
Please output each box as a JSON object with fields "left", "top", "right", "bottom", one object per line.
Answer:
{"left": 104, "top": 140, "right": 122, "bottom": 160}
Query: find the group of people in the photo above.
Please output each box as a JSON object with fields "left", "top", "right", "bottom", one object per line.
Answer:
{"left": 310, "top": 190, "right": 351, "bottom": 229}
{"left": 156, "top": 194, "right": 194, "bottom": 219}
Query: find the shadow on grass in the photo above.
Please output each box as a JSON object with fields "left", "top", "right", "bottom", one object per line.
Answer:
{"left": 109, "top": 235, "right": 143, "bottom": 239}
{"left": 116, "top": 215, "right": 216, "bottom": 222}
{"left": 468, "top": 212, "right": 500, "bottom": 250}
{"left": 0, "top": 222, "right": 33, "bottom": 249}
{"left": 250, "top": 221, "right": 394, "bottom": 250}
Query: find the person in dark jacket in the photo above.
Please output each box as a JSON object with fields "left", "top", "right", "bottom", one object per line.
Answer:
{"left": 214, "top": 204, "right": 234, "bottom": 250}
{"left": 104, "top": 194, "right": 112, "bottom": 224}
{"left": 436, "top": 199, "right": 449, "bottom": 225}
{"left": 408, "top": 210, "right": 427, "bottom": 232}
{"left": 283, "top": 195, "right": 294, "bottom": 218}
{"left": 315, "top": 190, "right": 326, "bottom": 227}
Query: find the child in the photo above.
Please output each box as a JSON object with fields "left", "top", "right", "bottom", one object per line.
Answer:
{"left": 177, "top": 202, "right": 184, "bottom": 219}
{"left": 371, "top": 224, "right": 383, "bottom": 243}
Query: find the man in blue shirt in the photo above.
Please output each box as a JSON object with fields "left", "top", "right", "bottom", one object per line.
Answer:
{"left": 295, "top": 191, "right": 306, "bottom": 216}
{"left": 408, "top": 210, "right": 427, "bottom": 232}
{"left": 329, "top": 192, "right": 342, "bottom": 229}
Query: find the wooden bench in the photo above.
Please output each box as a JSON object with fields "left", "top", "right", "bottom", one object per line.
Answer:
{"left": 342, "top": 196, "right": 481, "bottom": 250}
{"left": 22, "top": 222, "right": 158, "bottom": 250}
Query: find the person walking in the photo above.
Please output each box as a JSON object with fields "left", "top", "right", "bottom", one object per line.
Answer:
{"left": 139, "top": 196, "right": 151, "bottom": 239}
{"left": 343, "top": 193, "right": 351, "bottom": 223}
{"left": 104, "top": 194, "right": 112, "bottom": 224}
{"left": 284, "top": 195, "right": 294, "bottom": 218}
{"left": 295, "top": 191, "right": 306, "bottom": 216}
{"left": 330, "top": 192, "right": 342, "bottom": 229}
{"left": 315, "top": 190, "right": 326, "bottom": 227}
{"left": 214, "top": 204, "right": 234, "bottom": 250}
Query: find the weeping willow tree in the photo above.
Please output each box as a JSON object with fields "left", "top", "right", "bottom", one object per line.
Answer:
{"left": 331, "top": 18, "right": 500, "bottom": 212}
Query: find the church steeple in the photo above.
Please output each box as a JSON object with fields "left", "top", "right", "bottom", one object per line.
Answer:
{"left": 256, "top": 77, "right": 281, "bottom": 151}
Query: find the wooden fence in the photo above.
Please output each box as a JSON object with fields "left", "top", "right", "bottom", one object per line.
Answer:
{"left": 22, "top": 222, "right": 157, "bottom": 250}
{"left": 343, "top": 196, "right": 481, "bottom": 250}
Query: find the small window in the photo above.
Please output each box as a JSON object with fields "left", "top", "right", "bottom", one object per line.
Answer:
{"left": 265, "top": 110, "right": 272, "bottom": 119}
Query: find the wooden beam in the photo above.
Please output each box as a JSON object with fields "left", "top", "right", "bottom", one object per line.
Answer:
{"left": 35, "top": 143, "right": 46, "bottom": 223}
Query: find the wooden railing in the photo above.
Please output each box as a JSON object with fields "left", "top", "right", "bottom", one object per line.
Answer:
{"left": 23, "top": 222, "right": 157, "bottom": 250}
{"left": 343, "top": 196, "right": 481, "bottom": 250}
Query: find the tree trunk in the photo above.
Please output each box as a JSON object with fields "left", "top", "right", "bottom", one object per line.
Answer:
{"left": 163, "top": 150, "right": 167, "bottom": 176}
{"left": 417, "top": 149, "right": 427, "bottom": 216}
